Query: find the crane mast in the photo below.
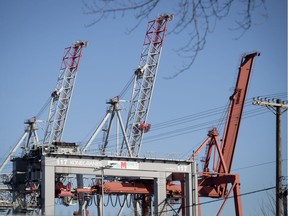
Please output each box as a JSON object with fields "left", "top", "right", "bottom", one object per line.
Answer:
{"left": 43, "top": 41, "right": 87, "bottom": 144}
{"left": 121, "top": 14, "right": 173, "bottom": 157}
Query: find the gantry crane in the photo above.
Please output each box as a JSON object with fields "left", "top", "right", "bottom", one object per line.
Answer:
{"left": 79, "top": 18, "right": 260, "bottom": 216}
{"left": 78, "top": 14, "right": 174, "bottom": 216}
{"left": 190, "top": 52, "right": 260, "bottom": 216}
{"left": 56, "top": 52, "right": 260, "bottom": 216}
{"left": 97, "top": 52, "right": 260, "bottom": 215}
{"left": 0, "top": 41, "right": 87, "bottom": 214}
{"left": 0, "top": 41, "right": 87, "bottom": 172}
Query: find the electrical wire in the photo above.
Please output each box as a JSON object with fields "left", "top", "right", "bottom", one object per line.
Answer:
{"left": 82, "top": 92, "right": 287, "bottom": 152}
{"left": 232, "top": 161, "right": 276, "bottom": 171}
{"left": 84, "top": 101, "right": 269, "bottom": 150}
{"left": 199, "top": 186, "right": 276, "bottom": 206}
{"left": 156, "top": 186, "right": 276, "bottom": 214}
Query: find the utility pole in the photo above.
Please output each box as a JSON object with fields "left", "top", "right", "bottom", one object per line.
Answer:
{"left": 253, "top": 97, "right": 288, "bottom": 216}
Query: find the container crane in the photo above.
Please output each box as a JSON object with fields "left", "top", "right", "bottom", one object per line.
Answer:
{"left": 0, "top": 41, "right": 87, "bottom": 214}
{"left": 78, "top": 14, "right": 174, "bottom": 216}
{"left": 0, "top": 41, "right": 88, "bottom": 173}
{"left": 190, "top": 52, "right": 260, "bottom": 216}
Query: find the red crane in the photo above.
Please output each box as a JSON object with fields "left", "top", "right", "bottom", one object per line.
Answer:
{"left": 190, "top": 52, "right": 260, "bottom": 215}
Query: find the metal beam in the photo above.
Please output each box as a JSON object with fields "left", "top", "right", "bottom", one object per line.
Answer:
{"left": 41, "top": 154, "right": 197, "bottom": 215}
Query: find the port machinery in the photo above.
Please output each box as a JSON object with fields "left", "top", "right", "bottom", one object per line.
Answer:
{"left": 0, "top": 14, "right": 198, "bottom": 216}
{"left": 0, "top": 40, "right": 88, "bottom": 215}
{"left": 0, "top": 12, "right": 260, "bottom": 216}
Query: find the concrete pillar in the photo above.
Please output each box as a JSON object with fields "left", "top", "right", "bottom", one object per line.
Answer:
{"left": 41, "top": 158, "right": 55, "bottom": 215}
{"left": 154, "top": 172, "right": 167, "bottom": 215}
{"left": 185, "top": 172, "right": 193, "bottom": 216}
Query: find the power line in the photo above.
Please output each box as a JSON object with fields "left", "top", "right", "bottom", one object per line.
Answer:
{"left": 83, "top": 101, "right": 269, "bottom": 148}
{"left": 157, "top": 186, "right": 276, "bottom": 214}
{"left": 198, "top": 186, "right": 276, "bottom": 206}
{"left": 75, "top": 92, "right": 288, "bottom": 159}
{"left": 232, "top": 160, "right": 275, "bottom": 171}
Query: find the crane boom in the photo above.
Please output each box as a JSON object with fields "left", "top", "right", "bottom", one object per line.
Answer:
{"left": 191, "top": 52, "right": 260, "bottom": 216}
{"left": 121, "top": 14, "right": 173, "bottom": 157}
{"left": 43, "top": 41, "right": 87, "bottom": 144}
{"left": 218, "top": 52, "right": 260, "bottom": 173}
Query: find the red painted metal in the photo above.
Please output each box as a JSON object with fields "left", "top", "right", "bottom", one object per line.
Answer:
{"left": 218, "top": 52, "right": 260, "bottom": 173}
{"left": 55, "top": 181, "right": 75, "bottom": 198}
{"left": 75, "top": 181, "right": 181, "bottom": 196}
{"left": 191, "top": 52, "right": 260, "bottom": 216}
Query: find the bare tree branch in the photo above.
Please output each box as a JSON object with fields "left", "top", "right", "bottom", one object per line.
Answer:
{"left": 258, "top": 189, "right": 276, "bottom": 216}
{"left": 82, "top": 0, "right": 267, "bottom": 77}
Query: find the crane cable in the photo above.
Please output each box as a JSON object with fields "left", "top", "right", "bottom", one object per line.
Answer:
{"left": 118, "top": 74, "right": 135, "bottom": 99}
{"left": 35, "top": 96, "right": 51, "bottom": 119}
{"left": 82, "top": 92, "right": 287, "bottom": 150}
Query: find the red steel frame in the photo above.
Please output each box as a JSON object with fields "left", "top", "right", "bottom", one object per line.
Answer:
{"left": 191, "top": 52, "right": 260, "bottom": 215}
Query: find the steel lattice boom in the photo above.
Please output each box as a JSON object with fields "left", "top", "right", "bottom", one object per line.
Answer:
{"left": 121, "top": 14, "right": 173, "bottom": 157}
{"left": 43, "top": 41, "right": 87, "bottom": 144}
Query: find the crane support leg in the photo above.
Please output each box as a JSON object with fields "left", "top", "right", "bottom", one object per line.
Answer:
{"left": 233, "top": 175, "right": 243, "bottom": 216}
{"left": 41, "top": 160, "right": 55, "bottom": 215}
{"left": 217, "top": 176, "right": 243, "bottom": 216}
{"left": 183, "top": 173, "right": 194, "bottom": 216}
{"left": 154, "top": 173, "right": 167, "bottom": 215}
{"left": 199, "top": 174, "right": 242, "bottom": 216}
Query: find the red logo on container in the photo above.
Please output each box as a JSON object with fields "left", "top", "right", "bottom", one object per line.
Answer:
{"left": 121, "top": 161, "right": 127, "bottom": 169}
